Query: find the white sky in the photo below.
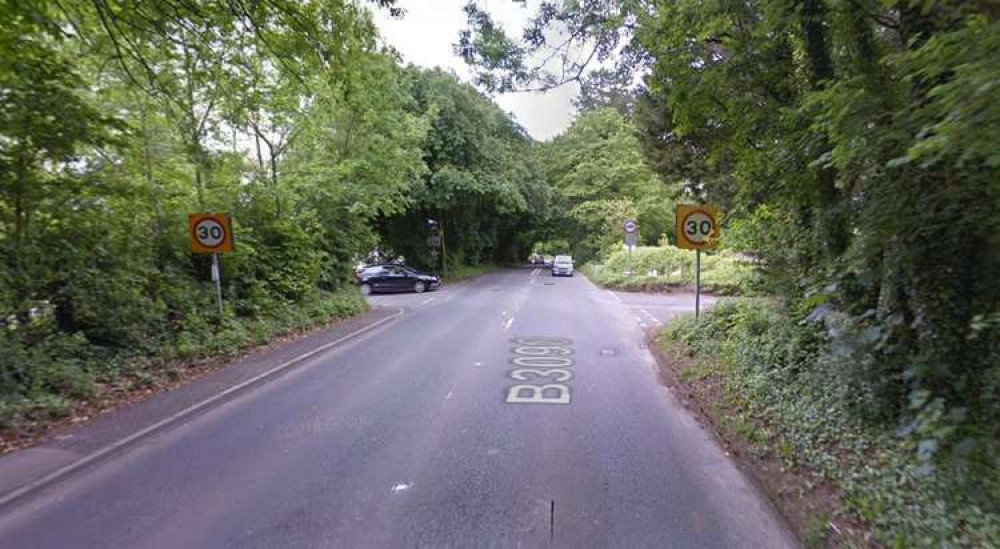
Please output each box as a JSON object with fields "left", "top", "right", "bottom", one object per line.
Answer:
{"left": 372, "top": 0, "right": 579, "bottom": 141}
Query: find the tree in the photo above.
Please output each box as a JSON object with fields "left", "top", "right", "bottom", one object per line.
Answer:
{"left": 541, "top": 108, "right": 677, "bottom": 260}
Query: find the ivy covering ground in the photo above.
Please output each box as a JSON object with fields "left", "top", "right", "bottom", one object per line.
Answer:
{"left": 662, "top": 300, "right": 1000, "bottom": 547}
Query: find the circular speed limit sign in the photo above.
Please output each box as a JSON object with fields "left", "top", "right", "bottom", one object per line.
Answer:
{"left": 623, "top": 219, "right": 637, "bottom": 234}
{"left": 675, "top": 205, "right": 720, "bottom": 250}
{"left": 195, "top": 218, "right": 225, "bottom": 247}
{"left": 682, "top": 212, "right": 714, "bottom": 244}
{"left": 189, "top": 213, "right": 234, "bottom": 253}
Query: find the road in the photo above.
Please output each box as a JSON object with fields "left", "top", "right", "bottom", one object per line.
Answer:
{"left": 0, "top": 269, "right": 792, "bottom": 548}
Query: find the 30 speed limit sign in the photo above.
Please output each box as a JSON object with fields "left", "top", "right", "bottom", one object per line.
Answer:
{"left": 676, "top": 204, "right": 721, "bottom": 250}
{"left": 189, "top": 213, "right": 234, "bottom": 253}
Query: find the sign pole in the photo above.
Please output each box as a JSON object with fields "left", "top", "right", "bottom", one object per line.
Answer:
{"left": 440, "top": 218, "right": 447, "bottom": 276}
{"left": 211, "top": 252, "right": 223, "bottom": 317}
{"left": 695, "top": 249, "right": 701, "bottom": 320}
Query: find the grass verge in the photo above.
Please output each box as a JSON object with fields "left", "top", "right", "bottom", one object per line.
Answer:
{"left": 0, "top": 288, "right": 368, "bottom": 454}
{"left": 655, "top": 299, "right": 1000, "bottom": 547}
{"left": 583, "top": 246, "right": 757, "bottom": 294}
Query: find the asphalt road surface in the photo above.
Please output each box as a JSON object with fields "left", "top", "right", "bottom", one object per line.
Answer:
{"left": 0, "top": 269, "right": 793, "bottom": 548}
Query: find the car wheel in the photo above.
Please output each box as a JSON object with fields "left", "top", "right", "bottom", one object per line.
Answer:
{"left": 413, "top": 281, "right": 426, "bottom": 293}
{"left": 360, "top": 283, "right": 372, "bottom": 296}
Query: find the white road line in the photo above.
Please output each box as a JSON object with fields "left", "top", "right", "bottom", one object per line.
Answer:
{"left": 503, "top": 317, "right": 515, "bottom": 332}
{"left": 421, "top": 297, "right": 434, "bottom": 305}
{"left": 608, "top": 291, "right": 622, "bottom": 303}
{"left": 445, "top": 391, "right": 453, "bottom": 400}
{"left": 0, "top": 308, "right": 405, "bottom": 509}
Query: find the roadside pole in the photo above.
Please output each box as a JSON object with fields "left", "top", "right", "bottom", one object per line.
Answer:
{"left": 675, "top": 205, "right": 720, "bottom": 321}
{"left": 189, "top": 213, "right": 234, "bottom": 321}
{"left": 624, "top": 219, "right": 638, "bottom": 277}
{"left": 212, "top": 253, "right": 223, "bottom": 317}
{"left": 695, "top": 249, "right": 701, "bottom": 319}
{"left": 440, "top": 219, "right": 448, "bottom": 276}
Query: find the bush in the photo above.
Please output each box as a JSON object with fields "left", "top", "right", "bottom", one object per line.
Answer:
{"left": 0, "top": 288, "right": 367, "bottom": 433}
{"left": 584, "top": 246, "right": 758, "bottom": 294}
{"left": 662, "top": 299, "right": 1000, "bottom": 546}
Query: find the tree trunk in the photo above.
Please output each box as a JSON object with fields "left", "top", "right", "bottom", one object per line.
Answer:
{"left": 799, "top": 0, "right": 849, "bottom": 257}
{"left": 270, "top": 151, "right": 280, "bottom": 219}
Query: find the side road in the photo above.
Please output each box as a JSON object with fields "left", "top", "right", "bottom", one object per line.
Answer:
{"left": 0, "top": 307, "right": 402, "bottom": 509}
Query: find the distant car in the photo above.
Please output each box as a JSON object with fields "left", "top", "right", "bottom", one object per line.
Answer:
{"left": 358, "top": 265, "right": 441, "bottom": 295}
{"left": 552, "top": 255, "right": 574, "bottom": 277}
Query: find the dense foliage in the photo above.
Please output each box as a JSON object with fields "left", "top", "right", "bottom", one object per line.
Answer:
{"left": 0, "top": 1, "right": 548, "bottom": 431}
{"left": 539, "top": 108, "right": 677, "bottom": 261}
{"left": 583, "top": 246, "right": 755, "bottom": 295}
{"left": 461, "top": 0, "right": 1000, "bottom": 542}
{"left": 664, "top": 300, "right": 999, "bottom": 546}
{"left": 462, "top": 0, "right": 1000, "bottom": 459}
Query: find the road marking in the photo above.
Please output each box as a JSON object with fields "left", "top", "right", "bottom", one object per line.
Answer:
{"left": 503, "top": 317, "right": 515, "bottom": 332}
{"left": 421, "top": 297, "right": 434, "bottom": 305}
{"left": 505, "top": 337, "right": 574, "bottom": 405}
{"left": 0, "top": 309, "right": 405, "bottom": 509}
{"left": 391, "top": 483, "right": 411, "bottom": 493}
{"left": 608, "top": 291, "right": 622, "bottom": 303}
{"left": 445, "top": 391, "right": 454, "bottom": 400}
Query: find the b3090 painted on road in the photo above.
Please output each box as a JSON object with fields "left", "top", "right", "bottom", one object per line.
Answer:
{"left": 505, "top": 337, "right": 574, "bottom": 404}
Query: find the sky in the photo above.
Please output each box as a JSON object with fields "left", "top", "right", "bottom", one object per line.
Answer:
{"left": 371, "top": 0, "right": 579, "bottom": 141}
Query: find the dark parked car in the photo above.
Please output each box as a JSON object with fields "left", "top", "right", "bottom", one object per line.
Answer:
{"left": 357, "top": 265, "right": 441, "bottom": 295}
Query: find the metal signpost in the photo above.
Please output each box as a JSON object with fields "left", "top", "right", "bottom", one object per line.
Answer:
{"left": 623, "top": 219, "right": 638, "bottom": 276}
{"left": 427, "top": 219, "right": 444, "bottom": 274}
{"left": 675, "top": 205, "right": 721, "bottom": 319}
{"left": 189, "top": 213, "right": 235, "bottom": 317}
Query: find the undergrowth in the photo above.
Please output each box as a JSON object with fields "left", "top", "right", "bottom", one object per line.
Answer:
{"left": 661, "top": 299, "right": 1000, "bottom": 547}
{"left": 583, "top": 246, "right": 758, "bottom": 294}
{"left": 0, "top": 288, "right": 367, "bottom": 433}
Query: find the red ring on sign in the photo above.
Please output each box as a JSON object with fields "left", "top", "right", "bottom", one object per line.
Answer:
{"left": 679, "top": 209, "right": 718, "bottom": 247}
{"left": 191, "top": 216, "right": 228, "bottom": 249}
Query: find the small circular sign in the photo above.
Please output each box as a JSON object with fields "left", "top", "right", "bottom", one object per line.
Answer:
{"left": 193, "top": 218, "right": 226, "bottom": 248}
{"left": 623, "top": 219, "right": 637, "bottom": 234}
{"left": 680, "top": 211, "right": 716, "bottom": 245}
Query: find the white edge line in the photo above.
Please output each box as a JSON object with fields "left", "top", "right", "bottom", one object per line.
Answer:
{"left": 608, "top": 291, "right": 622, "bottom": 303}
{"left": 503, "top": 317, "right": 515, "bottom": 332}
{"left": 0, "top": 308, "right": 404, "bottom": 508}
